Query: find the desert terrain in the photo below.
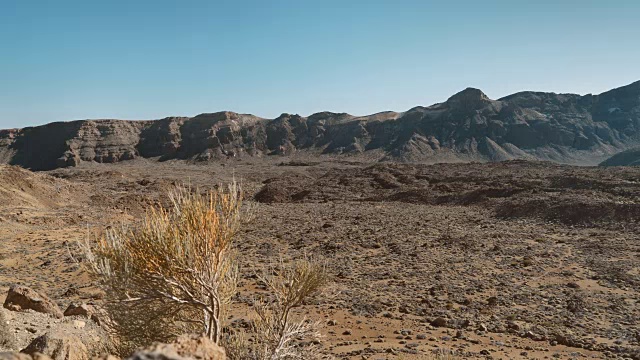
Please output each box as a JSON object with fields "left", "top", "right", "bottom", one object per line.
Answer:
{"left": 1, "top": 156, "right": 639, "bottom": 359}
{"left": 2, "top": 1, "right": 639, "bottom": 358}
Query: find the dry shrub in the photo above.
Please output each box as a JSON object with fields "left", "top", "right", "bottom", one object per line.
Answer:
{"left": 83, "top": 183, "right": 244, "bottom": 354}
{"left": 83, "top": 182, "right": 329, "bottom": 358}
{"left": 225, "top": 259, "right": 329, "bottom": 360}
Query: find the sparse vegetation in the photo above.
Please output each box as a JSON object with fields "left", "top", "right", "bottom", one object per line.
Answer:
{"left": 83, "top": 183, "right": 244, "bottom": 353}
{"left": 82, "top": 182, "right": 330, "bottom": 358}
{"left": 4, "top": 160, "right": 640, "bottom": 359}
{"left": 226, "top": 258, "right": 329, "bottom": 360}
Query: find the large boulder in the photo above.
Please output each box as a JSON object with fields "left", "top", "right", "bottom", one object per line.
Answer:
{"left": 21, "top": 333, "right": 88, "bottom": 360}
{"left": 126, "top": 335, "right": 225, "bottom": 360}
{"left": 3, "top": 286, "right": 63, "bottom": 319}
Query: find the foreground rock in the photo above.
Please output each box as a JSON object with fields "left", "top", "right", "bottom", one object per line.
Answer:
{"left": 0, "top": 310, "right": 17, "bottom": 350}
{"left": 21, "top": 333, "right": 88, "bottom": 360}
{"left": 3, "top": 286, "right": 63, "bottom": 319}
{"left": 126, "top": 335, "right": 225, "bottom": 360}
{"left": 0, "top": 352, "right": 41, "bottom": 360}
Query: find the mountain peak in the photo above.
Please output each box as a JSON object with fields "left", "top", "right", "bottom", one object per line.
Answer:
{"left": 446, "top": 88, "right": 491, "bottom": 110}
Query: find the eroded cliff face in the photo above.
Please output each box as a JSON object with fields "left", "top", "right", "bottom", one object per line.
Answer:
{"left": 2, "top": 81, "right": 640, "bottom": 170}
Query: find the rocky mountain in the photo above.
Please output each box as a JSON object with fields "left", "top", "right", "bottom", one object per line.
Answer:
{"left": 600, "top": 147, "right": 640, "bottom": 166}
{"left": 2, "top": 81, "right": 640, "bottom": 170}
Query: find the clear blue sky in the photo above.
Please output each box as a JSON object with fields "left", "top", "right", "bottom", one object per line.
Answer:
{"left": 1, "top": 0, "right": 639, "bottom": 128}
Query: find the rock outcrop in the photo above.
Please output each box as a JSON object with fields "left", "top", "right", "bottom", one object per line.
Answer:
{"left": 2, "top": 81, "right": 640, "bottom": 169}
{"left": 126, "top": 335, "right": 225, "bottom": 360}
{"left": 21, "top": 333, "right": 88, "bottom": 360}
{"left": 3, "top": 286, "right": 63, "bottom": 319}
{"left": 62, "top": 304, "right": 109, "bottom": 329}
{"left": 0, "top": 352, "right": 36, "bottom": 360}
{"left": 0, "top": 310, "right": 17, "bottom": 351}
{"left": 62, "top": 304, "right": 93, "bottom": 318}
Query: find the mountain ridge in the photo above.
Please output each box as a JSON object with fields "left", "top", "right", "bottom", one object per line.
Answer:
{"left": 2, "top": 81, "right": 640, "bottom": 170}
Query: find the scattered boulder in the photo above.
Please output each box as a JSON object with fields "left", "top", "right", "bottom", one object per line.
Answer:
{"left": 3, "top": 285, "right": 63, "bottom": 319}
{"left": 506, "top": 321, "right": 521, "bottom": 332}
{"left": 21, "top": 333, "right": 88, "bottom": 360}
{"left": 126, "top": 334, "right": 225, "bottom": 360}
{"left": 64, "top": 303, "right": 114, "bottom": 329}
{"left": 553, "top": 331, "right": 580, "bottom": 348}
{"left": 449, "top": 319, "right": 470, "bottom": 329}
{"left": 63, "top": 304, "right": 93, "bottom": 318}
{"left": 430, "top": 317, "right": 448, "bottom": 327}
{"left": 524, "top": 330, "right": 545, "bottom": 342}
{"left": 60, "top": 305, "right": 112, "bottom": 333}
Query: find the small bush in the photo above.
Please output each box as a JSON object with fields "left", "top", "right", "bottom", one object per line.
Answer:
{"left": 83, "top": 183, "right": 244, "bottom": 354}
{"left": 566, "top": 292, "right": 588, "bottom": 315}
{"left": 226, "top": 258, "right": 329, "bottom": 360}
{"left": 83, "top": 182, "right": 329, "bottom": 358}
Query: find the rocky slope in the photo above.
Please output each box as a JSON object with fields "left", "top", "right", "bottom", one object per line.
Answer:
{"left": 600, "top": 147, "right": 640, "bottom": 166}
{"left": 2, "top": 81, "right": 640, "bottom": 170}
